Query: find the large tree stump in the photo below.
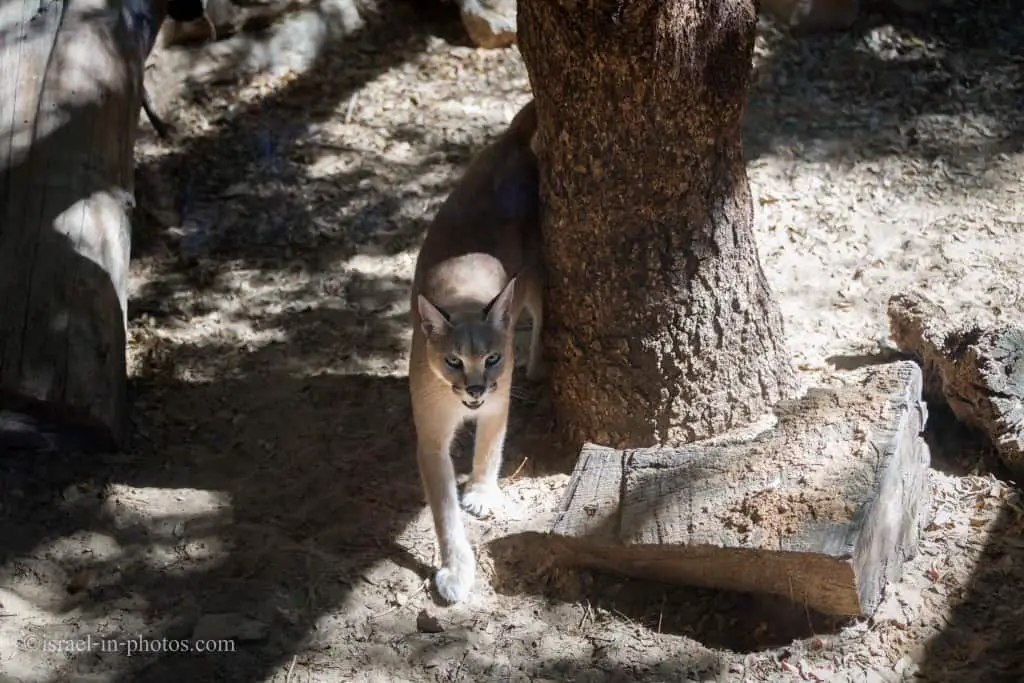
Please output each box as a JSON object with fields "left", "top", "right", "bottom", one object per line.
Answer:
{"left": 0, "top": 0, "right": 164, "bottom": 451}
{"left": 888, "top": 292, "right": 1024, "bottom": 477}
{"left": 547, "top": 361, "right": 931, "bottom": 617}
{"left": 518, "top": 0, "right": 795, "bottom": 452}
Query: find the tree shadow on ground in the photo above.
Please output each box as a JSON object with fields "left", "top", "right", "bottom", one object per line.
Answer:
{"left": 746, "top": 0, "right": 1022, "bottom": 175}
{"left": 917, "top": 498, "right": 1024, "bottom": 682}
{"left": 0, "top": 2, "right": 544, "bottom": 681}
{"left": 1, "top": 275, "right": 558, "bottom": 682}
{"left": 0, "top": 271, "right": 414, "bottom": 679}
{"left": 132, "top": 0, "right": 469, "bottom": 273}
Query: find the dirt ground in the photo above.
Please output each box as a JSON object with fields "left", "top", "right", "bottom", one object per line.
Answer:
{"left": 1, "top": 0, "right": 1023, "bottom": 681}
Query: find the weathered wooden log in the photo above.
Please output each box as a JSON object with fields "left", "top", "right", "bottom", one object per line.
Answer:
{"left": 888, "top": 292, "right": 1024, "bottom": 477}
{"left": 0, "top": 0, "right": 166, "bottom": 451}
{"left": 545, "top": 361, "right": 931, "bottom": 617}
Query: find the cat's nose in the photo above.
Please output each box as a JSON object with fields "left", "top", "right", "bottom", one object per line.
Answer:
{"left": 465, "top": 384, "right": 486, "bottom": 399}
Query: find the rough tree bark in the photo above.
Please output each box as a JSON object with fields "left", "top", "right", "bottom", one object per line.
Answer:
{"left": 0, "top": 0, "right": 166, "bottom": 451}
{"left": 518, "top": 0, "right": 795, "bottom": 450}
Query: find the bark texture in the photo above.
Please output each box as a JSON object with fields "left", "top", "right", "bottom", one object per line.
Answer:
{"left": 888, "top": 292, "right": 1024, "bottom": 478}
{"left": 518, "top": 0, "right": 795, "bottom": 450}
{"left": 0, "top": 0, "right": 165, "bottom": 451}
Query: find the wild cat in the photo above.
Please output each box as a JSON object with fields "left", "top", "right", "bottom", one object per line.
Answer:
{"left": 409, "top": 100, "right": 544, "bottom": 604}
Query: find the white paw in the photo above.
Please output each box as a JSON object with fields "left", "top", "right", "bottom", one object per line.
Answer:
{"left": 434, "top": 561, "right": 475, "bottom": 604}
{"left": 461, "top": 482, "right": 503, "bottom": 518}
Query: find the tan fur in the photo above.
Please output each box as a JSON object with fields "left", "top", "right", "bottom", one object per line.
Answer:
{"left": 409, "top": 101, "right": 544, "bottom": 604}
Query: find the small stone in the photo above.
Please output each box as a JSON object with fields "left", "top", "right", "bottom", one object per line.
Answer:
{"left": 460, "top": 0, "right": 516, "bottom": 49}
{"left": 416, "top": 609, "right": 444, "bottom": 634}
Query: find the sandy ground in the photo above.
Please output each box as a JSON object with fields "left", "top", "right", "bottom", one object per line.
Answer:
{"left": 1, "top": 0, "right": 1023, "bottom": 681}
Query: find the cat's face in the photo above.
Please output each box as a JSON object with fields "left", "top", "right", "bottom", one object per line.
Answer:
{"left": 418, "top": 278, "right": 516, "bottom": 411}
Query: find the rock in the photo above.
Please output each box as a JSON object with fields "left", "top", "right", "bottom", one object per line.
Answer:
{"left": 459, "top": 0, "right": 517, "bottom": 49}
{"left": 416, "top": 609, "right": 444, "bottom": 634}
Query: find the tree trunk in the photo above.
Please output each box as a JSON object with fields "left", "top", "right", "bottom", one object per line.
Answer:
{"left": 0, "top": 0, "right": 165, "bottom": 451}
{"left": 518, "top": 0, "right": 795, "bottom": 450}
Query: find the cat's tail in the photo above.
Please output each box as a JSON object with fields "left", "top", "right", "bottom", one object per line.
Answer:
{"left": 506, "top": 99, "right": 538, "bottom": 148}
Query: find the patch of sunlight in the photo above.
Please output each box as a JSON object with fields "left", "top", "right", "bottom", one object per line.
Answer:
{"left": 910, "top": 112, "right": 1009, "bottom": 143}
{"left": 37, "top": 531, "right": 123, "bottom": 565}
{"left": 307, "top": 151, "right": 362, "bottom": 179}
{"left": 98, "top": 486, "right": 233, "bottom": 574}
{"left": 858, "top": 25, "right": 946, "bottom": 62}
{"left": 102, "top": 485, "right": 232, "bottom": 527}
{"left": 434, "top": 95, "right": 533, "bottom": 126}
{"left": 346, "top": 251, "right": 416, "bottom": 281}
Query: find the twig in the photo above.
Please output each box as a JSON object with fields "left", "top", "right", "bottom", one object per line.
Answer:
{"left": 344, "top": 92, "right": 359, "bottom": 124}
{"left": 611, "top": 607, "right": 634, "bottom": 624}
{"left": 285, "top": 655, "right": 297, "bottom": 683}
{"left": 578, "top": 599, "right": 592, "bottom": 630}
{"left": 204, "top": 14, "right": 218, "bottom": 42}
{"left": 452, "top": 650, "right": 469, "bottom": 681}
{"left": 509, "top": 456, "right": 529, "bottom": 481}
{"left": 657, "top": 592, "right": 666, "bottom": 634}
{"left": 803, "top": 598, "right": 815, "bottom": 636}
{"left": 792, "top": 574, "right": 815, "bottom": 635}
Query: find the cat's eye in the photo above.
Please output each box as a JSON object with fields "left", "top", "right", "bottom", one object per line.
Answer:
{"left": 444, "top": 355, "right": 463, "bottom": 369}
{"left": 484, "top": 353, "right": 502, "bottom": 368}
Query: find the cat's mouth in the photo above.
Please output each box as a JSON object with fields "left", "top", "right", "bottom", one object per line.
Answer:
{"left": 462, "top": 399, "right": 484, "bottom": 410}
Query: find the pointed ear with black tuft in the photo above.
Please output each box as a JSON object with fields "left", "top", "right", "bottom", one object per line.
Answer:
{"left": 483, "top": 276, "right": 517, "bottom": 330}
{"left": 418, "top": 295, "right": 452, "bottom": 339}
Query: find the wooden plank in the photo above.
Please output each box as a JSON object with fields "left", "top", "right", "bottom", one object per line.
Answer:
{"left": 0, "top": 0, "right": 166, "bottom": 451}
{"left": 548, "top": 360, "right": 932, "bottom": 617}
{"left": 888, "top": 291, "right": 1024, "bottom": 477}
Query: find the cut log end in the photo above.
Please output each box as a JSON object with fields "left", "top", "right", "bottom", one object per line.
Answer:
{"left": 547, "top": 360, "right": 932, "bottom": 617}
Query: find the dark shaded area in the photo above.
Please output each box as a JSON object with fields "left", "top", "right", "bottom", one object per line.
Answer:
{"left": 488, "top": 532, "right": 849, "bottom": 653}
{"left": 920, "top": 401, "right": 1008, "bottom": 478}
{"left": 825, "top": 348, "right": 916, "bottom": 371}
{"left": 918, "top": 502, "right": 1024, "bottom": 682}
{"left": 0, "top": 334, "right": 420, "bottom": 681}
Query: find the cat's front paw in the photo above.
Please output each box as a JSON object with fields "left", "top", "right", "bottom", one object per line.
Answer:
{"left": 434, "top": 560, "right": 475, "bottom": 604}
{"left": 461, "top": 482, "right": 503, "bottom": 518}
